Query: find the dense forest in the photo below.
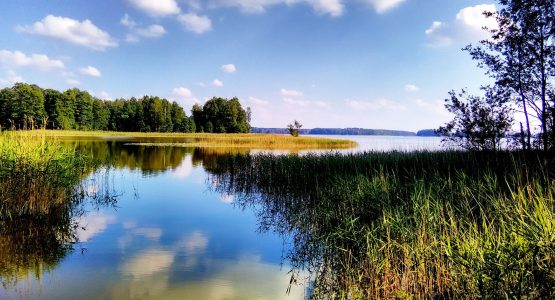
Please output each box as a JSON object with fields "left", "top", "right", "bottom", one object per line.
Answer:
{"left": 0, "top": 83, "right": 251, "bottom": 133}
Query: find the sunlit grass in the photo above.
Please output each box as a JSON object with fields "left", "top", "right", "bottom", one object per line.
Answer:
{"left": 12, "top": 130, "right": 358, "bottom": 150}
{"left": 209, "top": 151, "right": 555, "bottom": 299}
{"left": 0, "top": 131, "right": 88, "bottom": 219}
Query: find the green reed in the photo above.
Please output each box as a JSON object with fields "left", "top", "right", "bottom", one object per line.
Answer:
{"left": 0, "top": 131, "right": 89, "bottom": 219}
{"left": 208, "top": 151, "right": 555, "bottom": 299}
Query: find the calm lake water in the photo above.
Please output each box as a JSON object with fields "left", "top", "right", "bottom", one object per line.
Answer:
{"left": 0, "top": 135, "right": 444, "bottom": 300}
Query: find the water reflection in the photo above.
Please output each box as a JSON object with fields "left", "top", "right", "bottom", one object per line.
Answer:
{"left": 0, "top": 169, "right": 121, "bottom": 289}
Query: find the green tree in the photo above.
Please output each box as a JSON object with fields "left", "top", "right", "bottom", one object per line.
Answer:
{"left": 287, "top": 120, "right": 303, "bottom": 137}
{"left": 438, "top": 88, "right": 513, "bottom": 151}
{"left": 464, "top": 0, "right": 554, "bottom": 150}
{"left": 74, "top": 90, "right": 94, "bottom": 130}
{"left": 92, "top": 99, "right": 110, "bottom": 130}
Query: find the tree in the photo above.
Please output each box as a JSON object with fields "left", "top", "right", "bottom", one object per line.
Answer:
{"left": 464, "top": 0, "right": 554, "bottom": 150}
{"left": 92, "top": 99, "right": 110, "bottom": 130}
{"left": 438, "top": 88, "right": 513, "bottom": 151}
{"left": 287, "top": 120, "right": 303, "bottom": 137}
{"left": 74, "top": 90, "right": 94, "bottom": 130}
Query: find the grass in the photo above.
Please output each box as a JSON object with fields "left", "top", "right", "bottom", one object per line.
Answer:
{"left": 208, "top": 151, "right": 555, "bottom": 299}
{"left": 0, "top": 131, "right": 89, "bottom": 219}
{"left": 11, "top": 130, "right": 358, "bottom": 150}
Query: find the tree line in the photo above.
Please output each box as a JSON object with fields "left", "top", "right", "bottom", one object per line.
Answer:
{"left": 439, "top": 0, "right": 554, "bottom": 151}
{"left": 0, "top": 83, "right": 251, "bottom": 133}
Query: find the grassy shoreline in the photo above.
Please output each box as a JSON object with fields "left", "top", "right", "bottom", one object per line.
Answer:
{"left": 0, "top": 132, "right": 89, "bottom": 219}
{"left": 209, "top": 151, "right": 555, "bottom": 299}
{"left": 11, "top": 130, "right": 358, "bottom": 150}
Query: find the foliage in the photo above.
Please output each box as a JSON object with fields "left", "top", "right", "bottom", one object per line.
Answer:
{"left": 0, "top": 83, "right": 251, "bottom": 134}
{"left": 438, "top": 88, "right": 513, "bottom": 150}
{"left": 287, "top": 120, "right": 303, "bottom": 137}
{"left": 464, "top": 0, "right": 555, "bottom": 151}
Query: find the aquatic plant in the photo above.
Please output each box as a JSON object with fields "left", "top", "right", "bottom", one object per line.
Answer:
{"left": 0, "top": 132, "right": 88, "bottom": 218}
{"left": 208, "top": 151, "right": 555, "bottom": 299}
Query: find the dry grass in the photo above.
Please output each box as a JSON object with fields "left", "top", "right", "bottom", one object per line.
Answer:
{"left": 12, "top": 130, "right": 358, "bottom": 150}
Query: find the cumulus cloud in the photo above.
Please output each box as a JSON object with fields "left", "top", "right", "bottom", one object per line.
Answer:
{"left": 121, "top": 14, "right": 166, "bottom": 42}
{"left": 178, "top": 13, "right": 212, "bottom": 34}
{"left": 347, "top": 98, "right": 406, "bottom": 111}
{"left": 404, "top": 84, "right": 419, "bottom": 93}
{"left": 366, "top": 0, "right": 406, "bottom": 14}
{"left": 0, "top": 70, "right": 24, "bottom": 86}
{"left": 208, "top": 0, "right": 344, "bottom": 16}
{"left": 211, "top": 79, "right": 223, "bottom": 87}
{"left": 425, "top": 4, "right": 498, "bottom": 48}
{"left": 173, "top": 87, "right": 193, "bottom": 98}
{"left": 17, "top": 15, "right": 118, "bottom": 51}
{"left": 221, "top": 64, "right": 236, "bottom": 73}
{"left": 172, "top": 87, "right": 200, "bottom": 108}
{"left": 281, "top": 88, "right": 303, "bottom": 97}
{"left": 127, "top": 0, "right": 181, "bottom": 17}
{"left": 79, "top": 66, "right": 102, "bottom": 77}
{"left": 0, "top": 49, "right": 65, "bottom": 71}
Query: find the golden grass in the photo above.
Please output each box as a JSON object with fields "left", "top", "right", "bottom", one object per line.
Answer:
{"left": 13, "top": 130, "right": 358, "bottom": 150}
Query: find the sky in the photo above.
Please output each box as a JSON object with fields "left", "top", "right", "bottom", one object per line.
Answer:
{"left": 0, "top": 0, "right": 499, "bottom": 131}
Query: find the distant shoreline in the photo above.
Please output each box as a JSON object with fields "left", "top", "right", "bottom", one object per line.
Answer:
{"left": 251, "top": 128, "right": 442, "bottom": 137}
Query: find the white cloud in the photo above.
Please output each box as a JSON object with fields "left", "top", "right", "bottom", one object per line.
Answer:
{"left": 172, "top": 87, "right": 193, "bottom": 98}
{"left": 425, "top": 4, "right": 498, "bottom": 48}
{"left": 221, "top": 64, "right": 236, "bottom": 73}
{"left": 79, "top": 66, "right": 102, "bottom": 77}
{"left": 366, "top": 0, "right": 406, "bottom": 14}
{"left": 99, "top": 91, "right": 112, "bottom": 100}
{"left": 281, "top": 88, "right": 303, "bottom": 97}
{"left": 456, "top": 4, "right": 498, "bottom": 33}
{"left": 127, "top": 0, "right": 181, "bottom": 17}
{"left": 0, "top": 50, "right": 65, "bottom": 71}
{"left": 347, "top": 99, "right": 406, "bottom": 111}
{"left": 17, "top": 15, "right": 118, "bottom": 51}
{"left": 76, "top": 213, "right": 116, "bottom": 242}
{"left": 404, "top": 84, "right": 419, "bottom": 93}
{"left": 248, "top": 96, "right": 268, "bottom": 105}
{"left": 121, "top": 14, "right": 137, "bottom": 28}
{"left": 121, "top": 14, "right": 167, "bottom": 42}
{"left": 0, "top": 70, "right": 24, "bottom": 86}
{"left": 178, "top": 13, "right": 212, "bottom": 34}
{"left": 209, "top": 0, "right": 344, "bottom": 16}
{"left": 136, "top": 24, "right": 166, "bottom": 37}
{"left": 66, "top": 78, "right": 80, "bottom": 85}
{"left": 211, "top": 79, "right": 223, "bottom": 87}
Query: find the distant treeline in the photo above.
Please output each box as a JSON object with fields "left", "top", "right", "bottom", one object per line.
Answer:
{"left": 252, "top": 127, "right": 441, "bottom": 136}
{"left": 0, "top": 83, "right": 251, "bottom": 133}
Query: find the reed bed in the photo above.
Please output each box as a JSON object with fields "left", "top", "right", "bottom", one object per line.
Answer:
{"left": 0, "top": 132, "right": 88, "bottom": 219}
{"left": 12, "top": 130, "right": 357, "bottom": 150}
{"left": 208, "top": 151, "right": 555, "bottom": 299}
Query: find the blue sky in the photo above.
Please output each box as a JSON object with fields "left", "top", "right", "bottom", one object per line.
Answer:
{"left": 0, "top": 0, "right": 498, "bottom": 131}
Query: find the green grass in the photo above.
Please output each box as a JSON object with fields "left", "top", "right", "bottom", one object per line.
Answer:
{"left": 0, "top": 131, "right": 89, "bottom": 219}
{"left": 12, "top": 130, "right": 358, "bottom": 150}
{"left": 208, "top": 151, "right": 555, "bottom": 299}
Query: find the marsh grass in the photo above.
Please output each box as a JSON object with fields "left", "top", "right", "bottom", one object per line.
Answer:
{"left": 0, "top": 131, "right": 88, "bottom": 219}
{"left": 12, "top": 130, "right": 357, "bottom": 150}
{"left": 209, "top": 151, "right": 555, "bottom": 299}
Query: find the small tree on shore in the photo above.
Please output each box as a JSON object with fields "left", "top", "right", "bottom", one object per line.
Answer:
{"left": 287, "top": 120, "right": 302, "bottom": 137}
{"left": 438, "top": 88, "right": 513, "bottom": 151}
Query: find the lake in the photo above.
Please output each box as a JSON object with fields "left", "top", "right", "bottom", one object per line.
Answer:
{"left": 0, "top": 135, "right": 444, "bottom": 299}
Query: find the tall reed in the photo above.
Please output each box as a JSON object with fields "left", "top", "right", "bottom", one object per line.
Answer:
{"left": 0, "top": 132, "right": 88, "bottom": 219}
{"left": 208, "top": 151, "right": 555, "bottom": 298}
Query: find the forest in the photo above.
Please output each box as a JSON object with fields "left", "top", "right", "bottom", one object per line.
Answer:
{"left": 0, "top": 83, "right": 251, "bottom": 133}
